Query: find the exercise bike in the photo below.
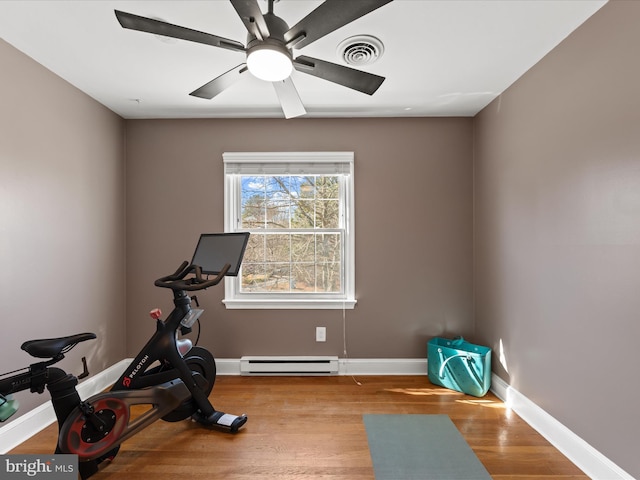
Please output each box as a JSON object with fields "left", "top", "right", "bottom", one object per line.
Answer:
{"left": 0, "top": 232, "right": 250, "bottom": 478}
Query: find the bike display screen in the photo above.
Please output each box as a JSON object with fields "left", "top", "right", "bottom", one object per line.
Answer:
{"left": 191, "top": 232, "right": 250, "bottom": 277}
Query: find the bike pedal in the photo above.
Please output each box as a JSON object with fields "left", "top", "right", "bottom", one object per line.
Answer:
{"left": 192, "top": 411, "right": 247, "bottom": 432}
{"left": 229, "top": 414, "right": 248, "bottom": 433}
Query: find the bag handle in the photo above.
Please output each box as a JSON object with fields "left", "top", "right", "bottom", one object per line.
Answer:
{"left": 436, "top": 349, "right": 484, "bottom": 388}
{"left": 438, "top": 352, "right": 470, "bottom": 379}
{"left": 436, "top": 336, "right": 467, "bottom": 379}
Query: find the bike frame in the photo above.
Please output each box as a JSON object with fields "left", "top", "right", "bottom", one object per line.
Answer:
{"left": 57, "top": 285, "right": 224, "bottom": 461}
{"left": 1, "top": 284, "right": 226, "bottom": 469}
{"left": 111, "top": 289, "right": 214, "bottom": 416}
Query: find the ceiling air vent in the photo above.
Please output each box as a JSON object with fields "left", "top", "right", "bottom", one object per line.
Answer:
{"left": 337, "top": 35, "right": 384, "bottom": 66}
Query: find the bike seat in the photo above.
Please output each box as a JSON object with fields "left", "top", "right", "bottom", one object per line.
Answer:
{"left": 21, "top": 333, "right": 96, "bottom": 359}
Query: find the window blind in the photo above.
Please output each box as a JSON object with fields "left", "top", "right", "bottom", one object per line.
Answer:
{"left": 223, "top": 152, "right": 353, "bottom": 175}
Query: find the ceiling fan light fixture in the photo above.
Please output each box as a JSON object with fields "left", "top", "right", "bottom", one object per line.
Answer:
{"left": 247, "top": 44, "right": 293, "bottom": 82}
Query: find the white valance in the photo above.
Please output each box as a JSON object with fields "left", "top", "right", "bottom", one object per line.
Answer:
{"left": 223, "top": 151, "right": 353, "bottom": 175}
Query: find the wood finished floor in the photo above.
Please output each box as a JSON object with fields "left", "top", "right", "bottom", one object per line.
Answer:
{"left": 10, "top": 375, "right": 588, "bottom": 479}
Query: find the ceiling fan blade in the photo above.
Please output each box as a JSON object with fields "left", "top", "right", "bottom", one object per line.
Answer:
{"left": 229, "top": 0, "right": 270, "bottom": 41}
{"left": 293, "top": 56, "right": 385, "bottom": 95}
{"left": 115, "top": 10, "right": 245, "bottom": 52}
{"left": 190, "top": 64, "right": 248, "bottom": 99}
{"left": 272, "top": 77, "right": 306, "bottom": 119}
{"left": 284, "top": 0, "right": 394, "bottom": 49}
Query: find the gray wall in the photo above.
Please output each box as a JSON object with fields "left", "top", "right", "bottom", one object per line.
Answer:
{"left": 474, "top": 1, "right": 640, "bottom": 477}
{"left": 124, "top": 118, "right": 474, "bottom": 358}
{"left": 0, "top": 39, "right": 126, "bottom": 418}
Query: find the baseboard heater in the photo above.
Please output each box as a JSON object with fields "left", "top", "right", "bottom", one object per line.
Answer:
{"left": 240, "top": 356, "right": 339, "bottom": 375}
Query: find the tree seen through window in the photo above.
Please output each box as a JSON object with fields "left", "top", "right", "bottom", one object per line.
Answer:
{"left": 240, "top": 175, "right": 342, "bottom": 293}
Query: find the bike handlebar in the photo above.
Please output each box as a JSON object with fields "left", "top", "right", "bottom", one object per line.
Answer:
{"left": 154, "top": 262, "right": 231, "bottom": 291}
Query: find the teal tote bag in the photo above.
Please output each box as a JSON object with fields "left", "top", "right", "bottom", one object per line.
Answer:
{"left": 428, "top": 337, "right": 492, "bottom": 397}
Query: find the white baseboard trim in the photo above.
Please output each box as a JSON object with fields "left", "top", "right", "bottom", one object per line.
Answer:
{"left": 339, "top": 358, "right": 428, "bottom": 375}
{"left": 490, "top": 374, "right": 633, "bottom": 480}
{"left": 0, "top": 359, "right": 130, "bottom": 454}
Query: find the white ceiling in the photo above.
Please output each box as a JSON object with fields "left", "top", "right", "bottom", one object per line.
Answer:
{"left": 0, "top": 0, "right": 607, "bottom": 119}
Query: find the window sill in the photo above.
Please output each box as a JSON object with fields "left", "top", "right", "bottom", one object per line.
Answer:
{"left": 222, "top": 298, "right": 357, "bottom": 310}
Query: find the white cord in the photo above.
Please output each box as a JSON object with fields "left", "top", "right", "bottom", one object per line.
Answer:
{"left": 342, "top": 297, "right": 361, "bottom": 386}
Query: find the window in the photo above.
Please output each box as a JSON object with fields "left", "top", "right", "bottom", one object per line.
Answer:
{"left": 223, "top": 152, "right": 355, "bottom": 309}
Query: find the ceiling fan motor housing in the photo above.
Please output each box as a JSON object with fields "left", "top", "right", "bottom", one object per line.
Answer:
{"left": 246, "top": 12, "right": 291, "bottom": 54}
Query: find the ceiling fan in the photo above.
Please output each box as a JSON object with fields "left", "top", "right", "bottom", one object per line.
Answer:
{"left": 114, "top": 0, "right": 393, "bottom": 118}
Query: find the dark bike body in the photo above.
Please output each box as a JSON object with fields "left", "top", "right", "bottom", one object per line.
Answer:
{"left": 0, "top": 233, "right": 250, "bottom": 479}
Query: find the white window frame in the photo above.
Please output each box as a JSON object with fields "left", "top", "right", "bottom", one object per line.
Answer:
{"left": 223, "top": 151, "right": 356, "bottom": 309}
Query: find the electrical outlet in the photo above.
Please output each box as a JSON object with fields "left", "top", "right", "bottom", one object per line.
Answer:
{"left": 316, "top": 326, "right": 326, "bottom": 342}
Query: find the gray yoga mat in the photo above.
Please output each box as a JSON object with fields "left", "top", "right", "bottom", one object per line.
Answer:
{"left": 363, "top": 414, "right": 492, "bottom": 480}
